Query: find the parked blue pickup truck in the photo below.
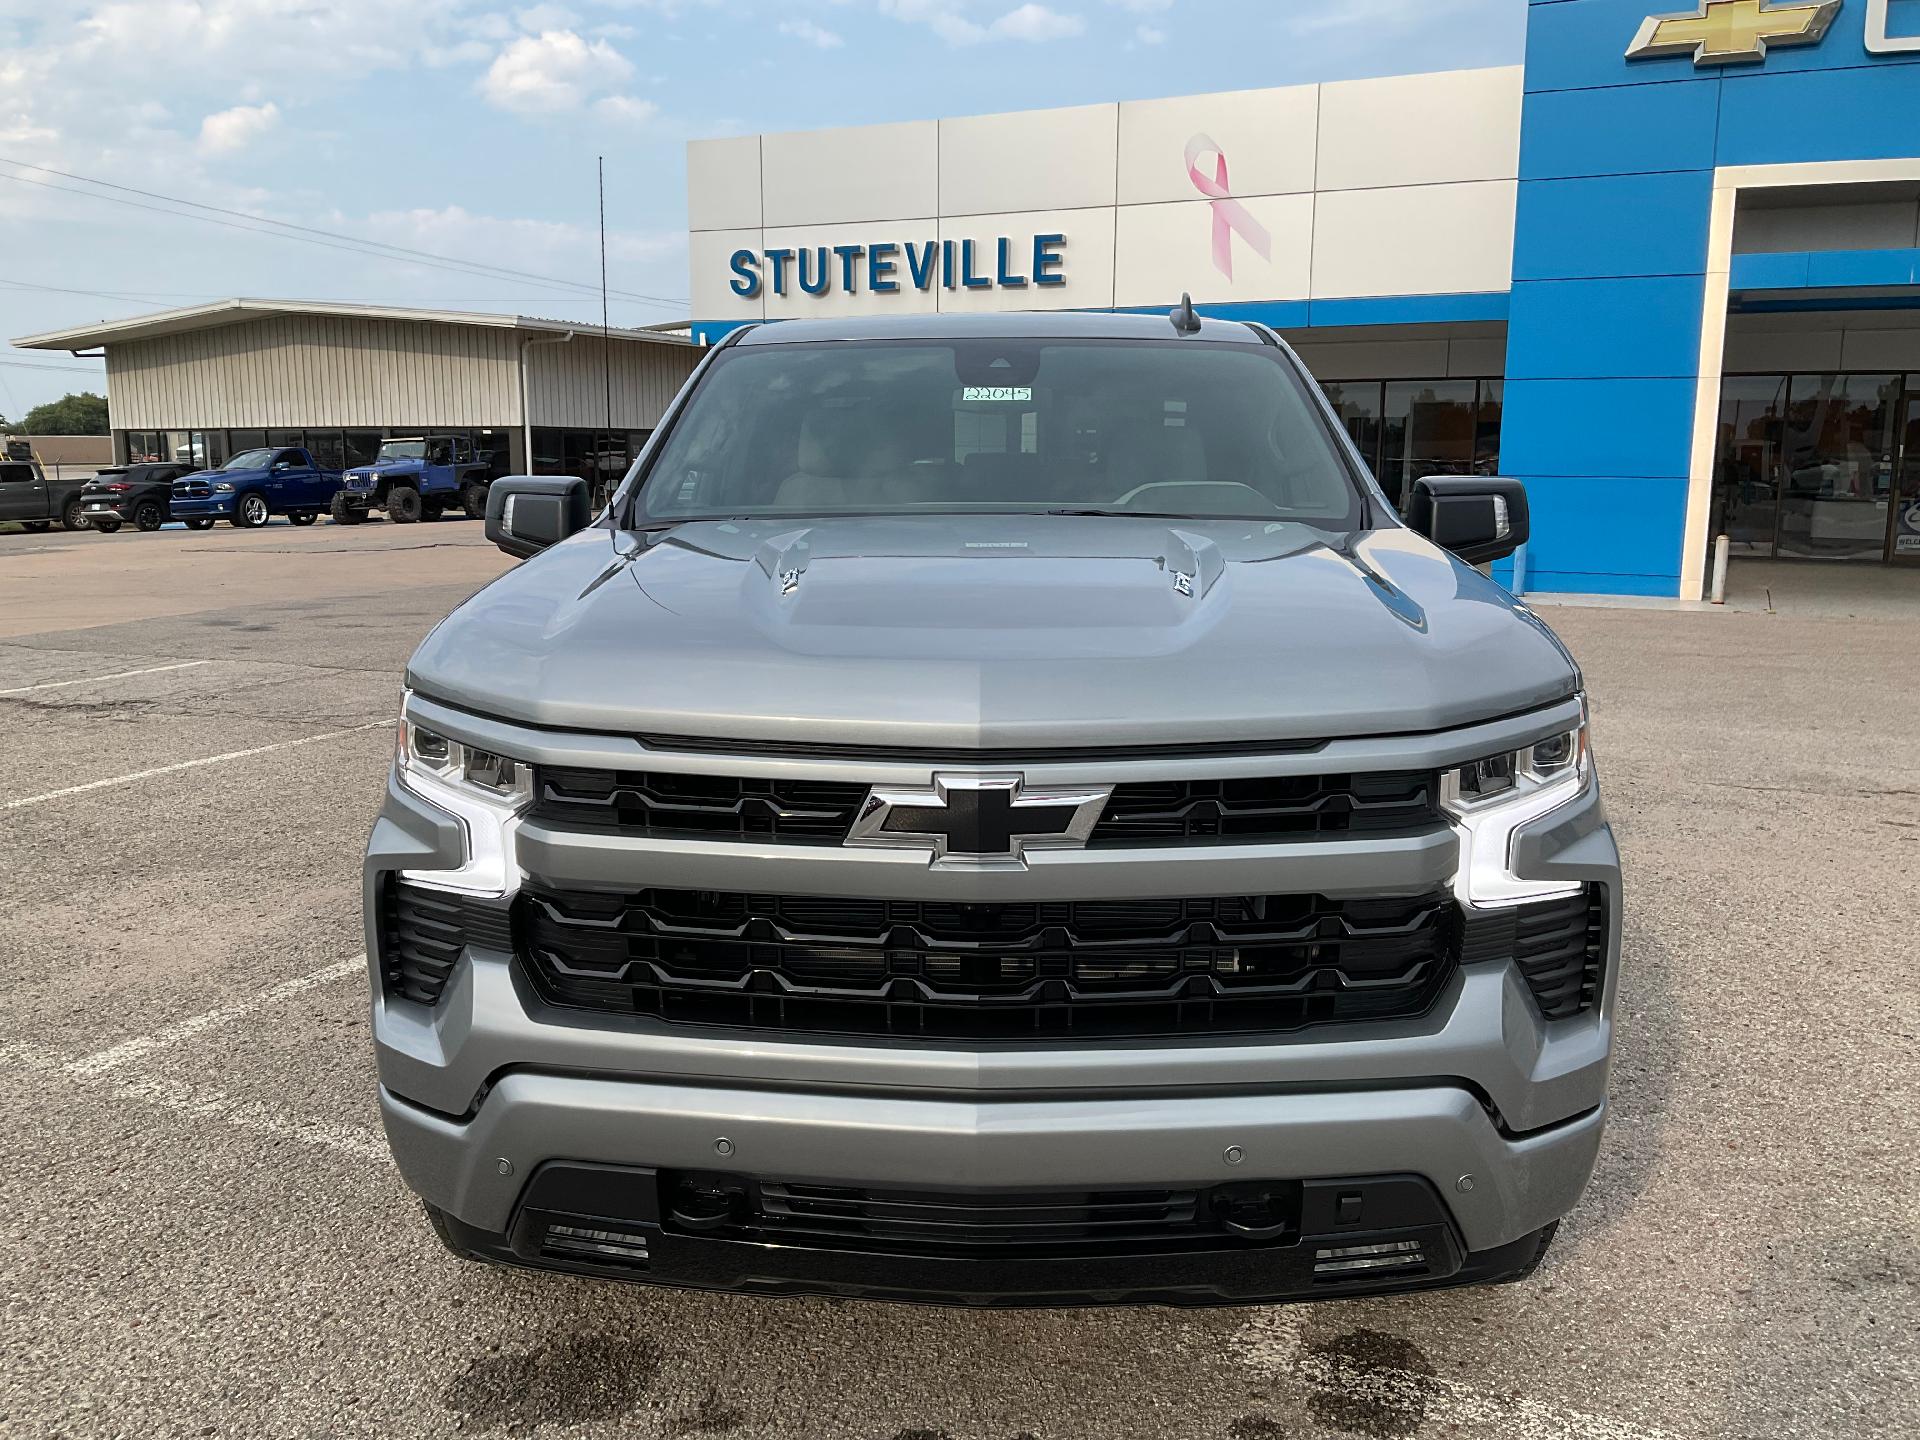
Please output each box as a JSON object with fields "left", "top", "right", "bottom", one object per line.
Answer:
{"left": 170, "top": 446, "right": 343, "bottom": 528}
{"left": 331, "top": 435, "right": 491, "bottom": 525}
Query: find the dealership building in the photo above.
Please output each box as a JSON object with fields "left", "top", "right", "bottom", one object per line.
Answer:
{"left": 689, "top": 0, "right": 1920, "bottom": 596}
{"left": 13, "top": 299, "right": 700, "bottom": 482}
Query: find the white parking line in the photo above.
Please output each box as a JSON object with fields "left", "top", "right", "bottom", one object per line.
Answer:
{"left": 66, "top": 956, "right": 367, "bottom": 1077}
{"left": 0, "top": 659, "right": 212, "bottom": 696}
{"left": 5, "top": 719, "right": 394, "bottom": 810}
{"left": 5, "top": 1039, "right": 387, "bottom": 1162}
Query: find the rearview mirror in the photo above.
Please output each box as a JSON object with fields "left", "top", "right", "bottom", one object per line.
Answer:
{"left": 1405, "top": 475, "right": 1529, "bottom": 566}
{"left": 486, "top": 475, "right": 593, "bottom": 559}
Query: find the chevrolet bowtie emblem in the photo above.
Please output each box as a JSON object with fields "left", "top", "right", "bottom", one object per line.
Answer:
{"left": 1627, "top": 0, "right": 1841, "bottom": 64}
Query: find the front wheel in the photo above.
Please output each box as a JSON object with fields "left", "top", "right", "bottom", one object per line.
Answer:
{"left": 387, "top": 485, "right": 423, "bottom": 524}
{"left": 232, "top": 492, "right": 270, "bottom": 528}
{"left": 184, "top": 517, "right": 216, "bottom": 531}
{"left": 134, "top": 501, "right": 165, "bottom": 532}
{"left": 61, "top": 499, "right": 90, "bottom": 531}
{"left": 94, "top": 519, "right": 123, "bottom": 534}
{"left": 330, "top": 492, "right": 365, "bottom": 525}
{"left": 289, "top": 511, "right": 317, "bottom": 527}
{"left": 460, "top": 481, "right": 487, "bottom": 519}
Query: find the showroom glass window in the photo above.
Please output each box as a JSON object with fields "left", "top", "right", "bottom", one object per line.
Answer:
{"left": 1778, "top": 374, "right": 1898, "bottom": 560}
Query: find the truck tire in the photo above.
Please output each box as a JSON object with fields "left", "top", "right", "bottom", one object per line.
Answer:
{"left": 94, "top": 519, "right": 123, "bottom": 534}
{"left": 460, "top": 481, "right": 488, "bottom": 520}
{"left": 289, "top": 511, "right": 317, "bottom": 526}
{"left": 421, "top": 499, "right": 445, "bottom": 522}
{"left": 330, "top": 492, "right": 365, "bottom": 525}
{"left": 134, "top": 501, "right": 165, "bottom": 532}
{"left": 184, "top": 518, "right": 216, "bottom": 531}
{"left": 61, "top": 499, "right": 91, "bottom": 531}
{"left": 388, "top": 485, "right": 423, "bottom": 524}
{"left": 232, "top": 492, "right": 270, "bottom": 528}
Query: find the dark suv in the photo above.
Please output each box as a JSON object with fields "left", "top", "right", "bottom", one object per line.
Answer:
{"left": 80, "top": 463, "right": 192, "bottom": 533}
{"left": 364, "top": 309, "right": 1620, "bottom": 1308}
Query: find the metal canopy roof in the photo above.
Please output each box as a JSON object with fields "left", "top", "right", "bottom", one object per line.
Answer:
{"left": 11, "top": 298, "right": 692, "bottom": 352}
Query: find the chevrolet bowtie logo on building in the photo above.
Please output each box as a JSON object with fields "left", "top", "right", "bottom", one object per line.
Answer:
{"left": 1627, "top": 0, "right": 1841, "bottom": 64}
{"left": 847, "top": 774, "right": 1112, "bottom": 866}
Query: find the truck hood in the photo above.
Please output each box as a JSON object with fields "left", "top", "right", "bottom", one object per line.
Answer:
{"left": 180, "top": 467, "right": 267, "bottom": 483}
{"left": 407, "top": 516, "right": 1579, "bottom": 749}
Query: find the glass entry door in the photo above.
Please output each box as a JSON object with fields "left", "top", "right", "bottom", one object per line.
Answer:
{"left": 1776, "top": 373, "right": 1899, "bottom": 561}
{"left": 1893, "top": 387, "right": 1920, "bottom": 564}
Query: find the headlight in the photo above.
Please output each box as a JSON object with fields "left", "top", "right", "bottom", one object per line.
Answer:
{"left": 395, "top": 702, "right": 532, "bottom": 895}
{"left": 1441, "top": 702, "right": 1592, "bottom": 908}
{"left": 213, "top": 482, "right": 235, "bottom": 492}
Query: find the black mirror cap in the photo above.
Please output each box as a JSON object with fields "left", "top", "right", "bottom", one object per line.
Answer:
{"left": 1405, "top": 475, "right": 1530, "bottom": 566}
{"left": 485, "top": 475, "right": 594, "bottom": 559}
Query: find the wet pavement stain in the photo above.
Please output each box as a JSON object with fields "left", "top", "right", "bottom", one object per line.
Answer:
{"left": 1301, "top": 1330, "right": 1439, "bottom": 1439}
{"left": 667, "top": 1387, "right": 747, "bottom": 1435}
{"left": 442, "top": 1333, "right": 661, "bottom": 1437}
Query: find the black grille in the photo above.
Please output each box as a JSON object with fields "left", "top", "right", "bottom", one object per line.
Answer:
{"left": 515, "top": 887, "right": 1458, "bottom": 1040}
{"left": 530, "top": 766, "right": 1439, "bottom": 848}
{"left": 1090, "top": 771, "right": 1437, "bottom": 844}
{"left": 667, "top": 1176, "right": 1284, "bottom": 1258}
{"left": 1459, "top": 886, "right": 1607, "bottom": 1020}
{"left": 531, "top": 767, "right": 869, "bottom": 842}
{"left": 379, "top": 879, "right": 512, "bottom": 1006}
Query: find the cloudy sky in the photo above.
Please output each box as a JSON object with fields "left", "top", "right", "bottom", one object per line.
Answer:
{"left": 0, "top": 0, "right": 1521, "bottom": 416}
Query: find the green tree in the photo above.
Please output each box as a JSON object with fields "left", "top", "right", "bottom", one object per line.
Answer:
{"left": 21, "top": 391, "right": 109, "bottom": 435}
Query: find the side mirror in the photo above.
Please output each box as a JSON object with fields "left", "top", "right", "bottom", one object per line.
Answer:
{"left": 1405, "top": 475, "right": 1529, "bottom": 565}
{"left": 486, "top": 475, "right": 593, "bottom": 559}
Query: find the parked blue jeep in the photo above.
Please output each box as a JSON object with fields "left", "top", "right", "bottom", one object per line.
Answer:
{"left": 331, "top": 435, "right": 492, "bottom": 525}
{"left": 170, "top": 446, "right": 344, "bottom": 529}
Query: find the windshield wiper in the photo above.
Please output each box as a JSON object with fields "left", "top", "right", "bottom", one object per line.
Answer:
{"left": 1045, "top": 508, "right": 1225, "bottom": 520}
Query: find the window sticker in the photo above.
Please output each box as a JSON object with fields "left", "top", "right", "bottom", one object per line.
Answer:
{"left": 963, "top": 386, "right": 1033, "bottom": 403}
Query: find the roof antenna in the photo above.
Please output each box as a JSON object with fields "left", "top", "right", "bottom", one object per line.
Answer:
{"left": 1169, "top": 292, "right": 1202, "bottom": 336}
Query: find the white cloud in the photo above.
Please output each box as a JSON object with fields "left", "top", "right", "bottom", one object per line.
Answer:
{"left": 196, "top": 101, "right": 279, "bottom": 156}
{"left": 991, "top": 2, "right": 1083, "bottom": 40}
{"left": 879, "top": 0, "right": 1085, "bottom": 45}
{"left": 594, "top": 94, "right": 661, "bottom": 125}
{"left": 514, "top": 3, "right": 579, "bottom": 30}
{"left": 1134, "top": 22, "right": 1165, "bottom": 44}
{"left": 778, "top": 18, "right": 845, "bottom": 48}
{"left": 478, "top": 29, "right": 635, "bottom": 113}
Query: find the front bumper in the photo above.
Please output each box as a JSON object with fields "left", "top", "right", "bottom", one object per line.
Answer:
{"left": 367, "top": 695, "right": 1621, "bottom": 1303}
{"left": 169, "top": 495, "right": 235, "bottom": 518}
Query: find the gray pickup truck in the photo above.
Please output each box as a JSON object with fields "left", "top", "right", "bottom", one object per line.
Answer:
{"left": 0, "top": 455, "right": 91, "bottom": 532}
{"left": 365, "top": 309, "right": 1620, "bottom": 1307}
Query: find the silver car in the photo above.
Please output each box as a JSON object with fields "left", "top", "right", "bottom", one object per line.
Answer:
{"left": 364, "top": 309, "right": 1620, "bottom": 1306}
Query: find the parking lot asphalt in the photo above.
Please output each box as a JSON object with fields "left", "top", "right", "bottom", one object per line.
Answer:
{"left": 1, "top": 518, "right": 1915, "bottom": 1440}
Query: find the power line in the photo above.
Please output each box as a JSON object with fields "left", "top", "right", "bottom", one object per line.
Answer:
{"left": 0, "top": 358, "right": 106, "bottom": 374}
{"left": 0, "top": 160, "right": 688, "bottom": 310}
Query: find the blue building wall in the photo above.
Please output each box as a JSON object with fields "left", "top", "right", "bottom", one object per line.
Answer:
{"left": 1505, "top": 0, "right": 1920, "bottom": 596}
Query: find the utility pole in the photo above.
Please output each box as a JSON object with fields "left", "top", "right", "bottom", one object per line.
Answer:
{"left": 598, "top": 156, "right": 614, "bottom": 512}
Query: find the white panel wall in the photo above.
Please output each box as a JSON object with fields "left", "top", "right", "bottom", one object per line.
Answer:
{"left": 1317, "top": 68, "right": 1522, "bottom": 191}
{"left": 940, "top": 105, "right": 1117, "bottom": 215}
{"left": 1116, "top": 85, "right": 1319, "bottom": 206}
{"left": 1113, "top": 194, "right": 1314, "bottom": 306}
{"left": 761, "top": 121, "right": 938, "bottom": 226}
{"left": 690, "top": 66, "right": 1523, "bottom": 322}
{"left": 687, "top": 136, "right": 762, "bottom": 231}
{"left": 1312, "top": 181, "right": 1518, "bottom": 300}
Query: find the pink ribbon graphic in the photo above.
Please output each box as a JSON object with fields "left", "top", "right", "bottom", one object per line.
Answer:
{"left": 1185, "top": 133, "right": 1270, "bottom": 282}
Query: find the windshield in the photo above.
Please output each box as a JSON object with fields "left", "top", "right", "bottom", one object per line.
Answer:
{"left": 223, "top": 448, "right": 275, "bottom": 470}
{"left": 631, "top": 339, "right": 1365, "bottom": 527}
{"left": 377, "top": 440, "right": 428, "bottom": 461}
